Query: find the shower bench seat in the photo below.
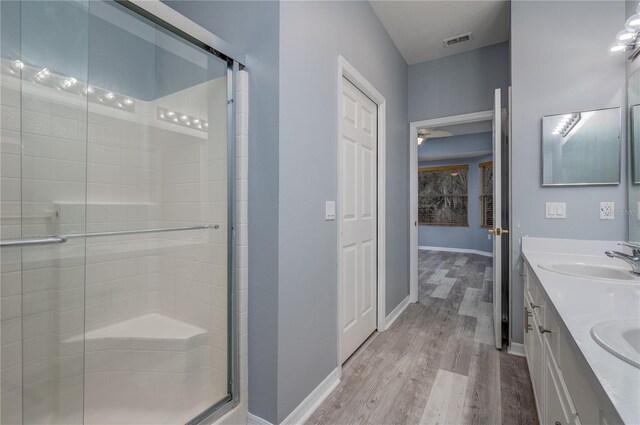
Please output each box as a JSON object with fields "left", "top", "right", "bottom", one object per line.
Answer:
{"left": 63, "top": 313, "right": 225, "bottom": 424}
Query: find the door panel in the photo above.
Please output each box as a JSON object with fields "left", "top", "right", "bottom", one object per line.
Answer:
{"left": 340, "top": 77, "right": 377, "bottom": 363}
{"left": 492, "top": 88, "right": 503, "bottom": 349}
{"left": 362, "top": 240, "right": 374, "bottom": 314}
{"left": 342, "top": 137, "right": 357, "bottom": 219}
{"left": 342, "top": 246, "right": 358, "bottom": 330}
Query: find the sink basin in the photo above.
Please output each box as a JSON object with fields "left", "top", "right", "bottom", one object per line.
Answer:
{"left": 538, "top": 263, "right": 638, "bottom": 281}
{"left": 591, "top": 319, "right": 640, "bottom": 369}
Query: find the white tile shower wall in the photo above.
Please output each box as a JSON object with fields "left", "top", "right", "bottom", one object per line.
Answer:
{"left": 151, "top": 76, "right": 230, "bottom": 401}
{"left": 2, "top": 65, "right": 91, "bottom": 423}
{"left": 234, "top": 69, "right": 249, "bottom": 424}
{"left": 1, "top": 65, "right": 24, "bottom": 425}
{"left": 82, "top": 75, "right": 231, "bottom": 421}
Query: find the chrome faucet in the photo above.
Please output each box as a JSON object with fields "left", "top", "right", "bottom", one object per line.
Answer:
{"left": 605, "top": 242, "right": 640, "bottom": 275}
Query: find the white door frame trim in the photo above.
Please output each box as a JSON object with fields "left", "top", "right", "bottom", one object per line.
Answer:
{"left": 409, "top": 110, "right": 493, "bottom": 303}
{"left": 337, "top": 55, "right": 387, "bottom": 372}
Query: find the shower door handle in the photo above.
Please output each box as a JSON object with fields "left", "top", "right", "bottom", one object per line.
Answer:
{"left": 0, "top": 236, "right": 68, "bottom": 247}
{"left": 0, "top": 224, "right": 214, "bottom": 247}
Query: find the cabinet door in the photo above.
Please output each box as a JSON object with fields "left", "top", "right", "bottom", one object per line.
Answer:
{"left": 559, "top": 335, "right": 601, "bottom": 425}
{"left": 524, "top": 292, "right": 535, "bottom": 378}
{"left": 524, "top": 304, "right": 533, "bottom": 358}
{"left": 531, "top": 314, "right": 545, "bottom": 414}
{"left": 545, "top": 357, "right": 572, "bottom": 425}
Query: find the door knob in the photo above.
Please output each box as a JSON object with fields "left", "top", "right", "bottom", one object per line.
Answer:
{"left": 488, "top": 227, "right": 509, "bottom": 237}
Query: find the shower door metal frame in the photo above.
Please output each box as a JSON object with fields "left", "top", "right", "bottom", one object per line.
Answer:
{"left": 106, "top": 2, "right": 244, "bottom": 423}
{"left": 185, "top": 60, "right": 240, "bottom": 425}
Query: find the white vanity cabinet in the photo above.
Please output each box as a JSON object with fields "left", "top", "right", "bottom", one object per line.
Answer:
{"left": 523, "top": 263, "right": 621, "bottom": 425}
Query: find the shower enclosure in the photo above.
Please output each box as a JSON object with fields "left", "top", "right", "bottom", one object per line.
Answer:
{"left": 0, "top": 1, "right": 238, "bottom": 423}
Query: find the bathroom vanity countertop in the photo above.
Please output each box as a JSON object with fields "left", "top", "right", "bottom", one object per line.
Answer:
{"left": 522, "top": 237, "right": 640, "bottom": 425}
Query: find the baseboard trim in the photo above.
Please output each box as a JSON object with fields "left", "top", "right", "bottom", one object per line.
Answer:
{"left": 281, "top": 367, "right": 340, "bottom": 425}
{"left": 508, "top": 342, "right": 526, "bottom": 357}
{"left": 247, "top": 413, "right": 274, "bottom": 425}
{"left": 384, "top": 295, "right": 410, "bottom": 331}
{"left": 419, "top": 245, "right": 493, "bottom": 257}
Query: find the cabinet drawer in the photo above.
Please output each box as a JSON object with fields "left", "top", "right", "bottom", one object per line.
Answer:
{"left": 526, "top": 281, "right": 544, "bottom": 326}
{"left": 524, "top": 264, "right": 536, "bottom": 303}
{"left": 544, "top": 300, "right": 563, "bottom": 362}
{"left": 525, "top": 273, "right": 544, "bottom": 316}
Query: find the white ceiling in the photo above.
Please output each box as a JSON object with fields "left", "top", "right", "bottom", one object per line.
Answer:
{"left": 369, "top": 1, "right": 510, "bottom": 65}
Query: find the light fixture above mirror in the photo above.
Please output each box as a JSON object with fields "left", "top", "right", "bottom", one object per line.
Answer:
{"left": 610, "top": 2, "right": 640, "bottom": 53}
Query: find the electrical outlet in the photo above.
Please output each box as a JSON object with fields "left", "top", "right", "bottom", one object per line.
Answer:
{"left": 600, "top": 202, "right": 614, "bottom": 220}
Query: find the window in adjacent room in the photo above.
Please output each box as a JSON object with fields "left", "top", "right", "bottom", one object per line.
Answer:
{"left": 418, "top": 164, "right": 469, "bottom": 226}
{"left": 479, "top": 161, "right": 494, "bottom": 228}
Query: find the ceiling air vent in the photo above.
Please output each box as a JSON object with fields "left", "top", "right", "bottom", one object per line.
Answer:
{"left": 443, "top": 32, "right": 473, "bottom": 48}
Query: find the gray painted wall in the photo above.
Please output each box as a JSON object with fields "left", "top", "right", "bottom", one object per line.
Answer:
{"left": 163, "top": 1, "right": 281, "bottom": 421}
{"left": 166, "top": 1, "right": 409, "bottom": 422}
{"left": 419, "top": 153, "right": 493, "bottom": 253}
{"left": 408, "top": 41, "right": 510, "bottom": 122}
{"left": 510, "top": 1, "right": 627, "bottom": 344}
{"left": 419, "top": 131, "right": 492, "bottom": 161}
{"left": 277, "top": 1, "right": 408, "bottom": 421}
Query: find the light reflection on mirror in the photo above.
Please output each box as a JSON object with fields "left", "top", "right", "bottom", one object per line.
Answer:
{"left": 542, "top": 107, "right": 621, "bottom": 186}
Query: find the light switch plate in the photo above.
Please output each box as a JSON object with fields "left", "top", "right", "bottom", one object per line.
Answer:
{"left": 546, "top": 202, "right": 566, "bottom": 219}
{"left": 325, "top": 201, "right": 336, "bottom": 220}
{"left": 546, "top": 202, "right": 556, "bottom": 218}
{"left": 600, "top": 202, "right": 614, "bottom": 220}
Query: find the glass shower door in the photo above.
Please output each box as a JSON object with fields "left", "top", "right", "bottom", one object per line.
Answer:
{"left": 1, "top": 1, "right": 232, "bottom": 424}
{"left": 1, "top": 1, "right": 90, "bottom": 423}
{"left": 82, "top": 2, "right": 230, "bottom": 423}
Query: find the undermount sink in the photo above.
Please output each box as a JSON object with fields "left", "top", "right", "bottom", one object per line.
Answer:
{"left": 591, "top": 320, "right": 640, "bottom": 369}
{"left": 538, "top": 263, "right": 638, "bottom": 281}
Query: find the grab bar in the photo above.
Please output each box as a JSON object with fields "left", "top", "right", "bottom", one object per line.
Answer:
{"left": 0, "top": 224, "right": 216, "bottom": 247}
{"left": 0, "top": 236, "right": 68, "bottom": 247}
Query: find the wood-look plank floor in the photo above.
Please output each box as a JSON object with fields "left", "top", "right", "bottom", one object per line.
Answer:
{"left": 308, "top": 250, "right": 538, "bottom": 425}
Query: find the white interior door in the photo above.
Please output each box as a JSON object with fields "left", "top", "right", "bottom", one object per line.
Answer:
{"left": 340, "top": 77, "right": 377, "bottom": 363}
{"left": 492, "top": 88, "right": 503, "bottom": 349}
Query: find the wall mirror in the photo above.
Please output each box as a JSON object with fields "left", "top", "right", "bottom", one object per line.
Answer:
{"left": 631, "top": 104, "right": 640, "bottom": 184}
{"left": 541, "top": 107, "right": 621, "bottom": 186}
{"left": 629, "top": 68, "right": 640, "bottom": 243}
